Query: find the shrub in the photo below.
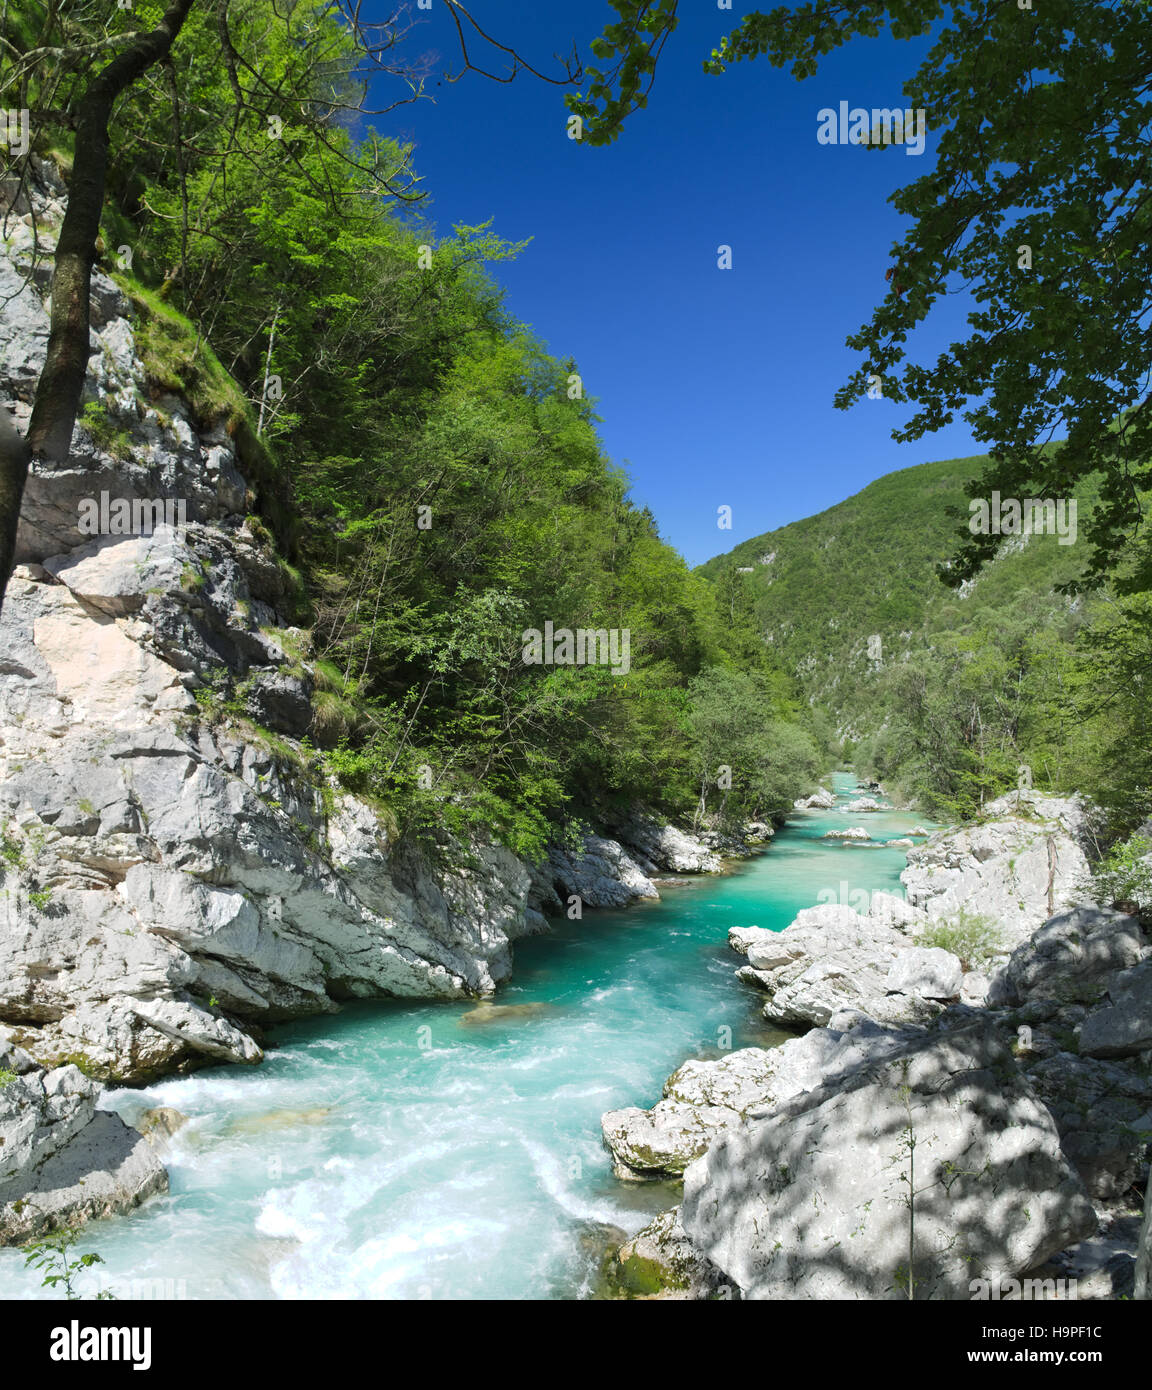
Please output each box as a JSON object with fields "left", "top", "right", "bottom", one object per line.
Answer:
{"left": 1088, "top": 834, "right": 1152, "bottom": 910}
{"left": 79, "top": 400, "right": 132, "bottom": 458}
{"left": 916, "top": 909, "right": 1005, "bottom": 971}
{"left": 22, "top": 1228, "right": 115, "bottom": 1300}
{"left": 311, "top": 689, "right": 360, "bottom": 744}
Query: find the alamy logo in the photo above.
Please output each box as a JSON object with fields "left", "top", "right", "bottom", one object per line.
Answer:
{"left": 78, "top": 492, "right": 187, "bottom": 535}
{"left": 521, "top": 621, "right": 630, "bottom": 676}
{"left": 50, "top": 1321, "right": 152, "bottom": 1370}
{"left": 970, "top": 1274, "right": 1078, "bottom": 1300}
{"left": 968, "top": 492, "right": 1077, "bottom": 545}
{"left": 817, "top": 102, "right": 927, "bottom": 156}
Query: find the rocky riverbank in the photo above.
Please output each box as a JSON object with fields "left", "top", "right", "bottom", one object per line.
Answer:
{"left": 601, "top": 790, "right": 1152, "bottom": 1299}
{"left": 0, "top": 1029, "right": 166, "bottom": 1246}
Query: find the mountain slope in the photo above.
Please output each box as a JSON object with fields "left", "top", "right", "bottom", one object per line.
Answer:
{"left": 698, "top": 454, "right": 1097, "bottom": 736}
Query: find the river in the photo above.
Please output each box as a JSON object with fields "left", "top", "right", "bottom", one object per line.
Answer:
{"left": 1, "top": 774, "right": 931, "bottom": 1299}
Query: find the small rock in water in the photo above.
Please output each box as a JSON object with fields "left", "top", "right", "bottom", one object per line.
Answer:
{"left": 136, "top": 1106, "right": 189, "bottom": 1147}
{"left": 793, "top": 789, "right": 836, "bottom": 810}
{"left": 231, "top": 1107, "right": 333, "bottom": 1134}
{"left": 458, "top": 1001, "right": 551, "bottom": 1025}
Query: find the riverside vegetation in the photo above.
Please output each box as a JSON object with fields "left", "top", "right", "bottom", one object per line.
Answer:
{"left": 3, "top": 0, "right": 824, "bottom": 859}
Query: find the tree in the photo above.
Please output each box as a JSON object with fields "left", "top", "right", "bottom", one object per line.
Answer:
{"left": 1, "top": 0, "right": 195, "bottom": 604}
{"left": 0, "top": 0, "right": 587, "bottom": 613}
{"left": 1138, "top": 1168, "right": 1152, "bottom": 1300}
{"left": 687, "top": 666, "right": 819, "bottom": 827}
{"left": 570, "top": 1, "right": 1152, "bottom": 589}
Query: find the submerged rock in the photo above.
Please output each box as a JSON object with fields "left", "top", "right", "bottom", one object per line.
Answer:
{"left": 135, "top": 1106, "right": 188, "bottom": 1148}
{"left": 230, "top": 1107, "right": 333, "bottom": 1134}
{"left": 458, "top": 1001, "right": 551, "bottom": 1025}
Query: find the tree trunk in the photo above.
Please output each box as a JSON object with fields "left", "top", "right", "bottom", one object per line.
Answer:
{"left": 1137, "top": 1165, "right": 1152, "bottom": 1299}
{"left": 0, "top": 410, "right": 30, "bottom": 601}
{"left": 0, "top": 0, "right": 196, "bottom": 613}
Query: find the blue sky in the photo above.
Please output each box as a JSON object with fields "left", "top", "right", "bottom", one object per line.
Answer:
{"left": 372, "top": 3, "right": 985, "bottom": 567}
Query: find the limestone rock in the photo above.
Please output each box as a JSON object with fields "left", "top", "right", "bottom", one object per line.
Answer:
{"left": 611, "top": 1207, "right": 733, "bottom": 1299}
{"left": 546, "top": 834, "right": 659, "bottom": 909}
{"left": 243, "top": 667, "right": 313, "bottom": 737}
{"left": 1025, "top": 1051, "right": 1152, "bottom": 1199}
{"left": 793, "top": 788, "right": 836, "bottom": 810}
{"left": 0, "top": 1037, "right": 166, "bottom": 1244}
{"left": 0, "top": 164, "right": 737, "bottom": 1099}
{"left": 601, "top": 1048, "right": 780, "bottom": 1179}
{"left": 961, "top": 972, "right": 991, "bottom": 1007}
{"left": 988, "top": 906, "right": 1149, "bottom": 1009}
{"left": 601, "top": 1017, "right": 928, "bottom": 1181}
{"left": 0, "top": 1110, "right": 167, "bottom": 1245}
{"left": 902, "top": 791, "right": 1093, "bottom": 948}
{"left": 1137, "top": 1172, "right": 1151, "bottom": 1300}
{"left": 731, "top": 904, "right": 945, "bottom": 1030}
{"left": 43, "top": 528, "right": 188, "bottom": 618}
{"left": 135, "top": 1106, "right": 189, "bottom": 1148}
{"left": 1058, "top": 1214, "right": 1142, "bottom": 1300}
{"left": 607, "top": 813, "right": 722, "bottom": 874}
{"left": 885, "top": 947, "right": 963, "bottom": 1001}
{"left": 680, "top": 1024, "right": 1097, "bottom": 1300}
{"left": 0, "top": 1045, "right": 95, "bottom": 1203}
{"left": 1078, "top": 960, "right": 1152, "bottom": 1059}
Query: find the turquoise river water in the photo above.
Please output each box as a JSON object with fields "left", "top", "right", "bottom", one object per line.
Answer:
{"left": 1, "top": 774, "right": 932, "bottom": 1299}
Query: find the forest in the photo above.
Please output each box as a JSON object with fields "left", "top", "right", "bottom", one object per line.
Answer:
{"left": 1, "top": 0, "right": 825, "bottom": 859}
{"left": 706, "top": 453, "right": 1151, "bottom": 846}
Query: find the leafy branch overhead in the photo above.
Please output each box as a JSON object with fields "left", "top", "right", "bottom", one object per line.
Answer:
{"left": 571, "top": 1, "right": 1152, "bottom": 590}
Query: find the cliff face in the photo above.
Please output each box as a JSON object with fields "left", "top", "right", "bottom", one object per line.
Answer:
{"left": 0, "top": 162, "right": 542, "bottom": 1083}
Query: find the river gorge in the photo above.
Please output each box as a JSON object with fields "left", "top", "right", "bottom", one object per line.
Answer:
{"left": 2, "top": 776, "right": 928, "bottom": 1298}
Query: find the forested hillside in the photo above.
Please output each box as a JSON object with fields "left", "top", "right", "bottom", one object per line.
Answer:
{"left": 702, "top": 458, "right": 1151, "bottom": 834}
{"left": 7, "top": 0, "right": 824, "bottom": 857}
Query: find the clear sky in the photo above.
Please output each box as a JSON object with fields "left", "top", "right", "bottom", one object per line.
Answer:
{"left": 370, "top": 3, "right": 985, "bottom": 567}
